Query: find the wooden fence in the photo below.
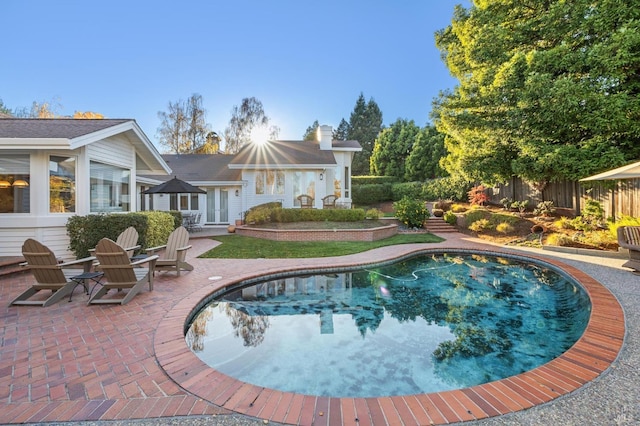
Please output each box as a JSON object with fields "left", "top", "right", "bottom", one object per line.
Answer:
{"left": 487, "top": 177, "right": 640, "bottom": 218}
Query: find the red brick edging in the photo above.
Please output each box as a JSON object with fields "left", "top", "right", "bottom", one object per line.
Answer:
{"left": 154, "top": 248, "right": 625, "bottom": 425}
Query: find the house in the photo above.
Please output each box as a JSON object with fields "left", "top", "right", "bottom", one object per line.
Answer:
{"left": 0, "top": 119, "right": 361, "bottom": 257}
{"left": 140, "top": 125, "right": 361, "bottom": 226}
{"left": 0, "top": 118, "right": 170, "bottom": 257}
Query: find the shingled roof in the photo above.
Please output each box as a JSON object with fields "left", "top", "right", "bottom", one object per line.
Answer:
{"left": 0, "top": 118, "right": 131, "bottom": 138}
{"left": 155, "top": 154, "right": 242, "bottom": 182}
{"left": 229, "top": 140, "right": 339, "bottom": 169}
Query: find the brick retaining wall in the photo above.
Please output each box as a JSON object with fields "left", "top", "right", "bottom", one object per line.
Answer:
{"left": 236, "top": 224, "right": 398, "bottom": 242}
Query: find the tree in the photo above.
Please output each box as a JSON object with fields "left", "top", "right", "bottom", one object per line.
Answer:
{"left": 405, "top": 125, "right": 447, "bottom": 181}
{"left": 13, "top": 99, "right": 62, "bottom": 118}
{"left": 223, "top": 97, "right": 274, "bottom": 154}
{"left": 370, "top": 119, "right": 420, "bottom": 179}
{"left": 333, "top": 118, "right": 350, "bottom": 140}
{"left": 194, "top": 131, "right": 222, "bottom": 154}
{"left": 433, "top": 0, "right": 640, "bottom": 187}
{"left": 347, "top": 93, "right": 383, "bottom": 175}
{"left": 157, "top": 93, "right": 211, "bottom": 154}
{"left": 0, "top": 99, "right": 12, "bottom": 116}
{"left": 303, "top": 120, "right": 319, "bottom": 141}
{"left": 73, "top": 111, "right": 104, "bottom": 119}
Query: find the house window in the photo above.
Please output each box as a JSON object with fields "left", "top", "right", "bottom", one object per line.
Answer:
{"left": 49, "top": 156, "right": 76, "bottom": 213}
{"left": 256, "top": 170, "right": 284, "bottom": 195}
{"left": 0, "top": 154, "right": 30, "bottom": 213}
{"left": 171, "top": 193, "right": 199, "bottom": 211}
{"left": 89, "top": 161, "right": 130, "bottom": 212}
{"left": 344, "top": 166, "right": 350, "bottom": 198}
{"left": 293, "top": 171, "right": 316, "bottom": 206}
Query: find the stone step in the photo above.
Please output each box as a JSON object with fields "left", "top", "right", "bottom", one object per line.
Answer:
{"left": 0, "top": 257, "right": 26, "bottom": 278}
{"left": 425, "top": 217, "right": 458, "bottom": 233}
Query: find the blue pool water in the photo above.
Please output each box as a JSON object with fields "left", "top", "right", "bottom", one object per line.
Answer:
{"left": 186, "top": 253, "right": 591, "bottom": 398}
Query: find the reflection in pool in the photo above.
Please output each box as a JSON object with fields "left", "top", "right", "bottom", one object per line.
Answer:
{"left": 186, "top": 253, "right": 591, "bottom": 397}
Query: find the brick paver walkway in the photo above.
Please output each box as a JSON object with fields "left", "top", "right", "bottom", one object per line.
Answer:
{"left": 0, "top": 232, "right": 625, "bottom": 424}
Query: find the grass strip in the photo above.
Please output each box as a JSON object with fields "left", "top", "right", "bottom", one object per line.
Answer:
{"left": 201, "top": 233, "right": 444, "bottom": 259}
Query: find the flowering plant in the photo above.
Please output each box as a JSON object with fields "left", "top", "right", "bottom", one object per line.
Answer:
{"left": 393, "top": 196, "right": 430, "bottom": 228}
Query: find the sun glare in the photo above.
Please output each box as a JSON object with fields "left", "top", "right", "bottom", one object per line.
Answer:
{"left": 250, "top": 125, "right": 271, "bottom": 146}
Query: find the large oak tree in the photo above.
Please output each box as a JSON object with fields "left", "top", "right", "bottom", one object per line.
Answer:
{"left": 433, "top": 0, "right": 640, "bottom": 187}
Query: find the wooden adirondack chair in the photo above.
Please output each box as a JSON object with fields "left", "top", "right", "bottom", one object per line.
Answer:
{"left": 617, "top": 226, "right": 640, "bottom": 273}
{"left": 145, "top": 226, "right": 193, "bottom": 276}
{"left": 90, "top": 226, "right": 140, "bottom": 258}
{"left": 10, "top": 239, "right": 96, "bottom": 307}
{"left": 90, "top": 238, "right": 158, "bottom": 305}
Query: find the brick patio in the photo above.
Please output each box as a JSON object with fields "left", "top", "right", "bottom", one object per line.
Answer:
{"left": 0, "top": 232, "right": 625, "bottom": 425}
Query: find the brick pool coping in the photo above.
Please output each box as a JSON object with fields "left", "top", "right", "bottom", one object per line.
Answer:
{"left": 154, "top": 247, "right": 625, "bottom": 425}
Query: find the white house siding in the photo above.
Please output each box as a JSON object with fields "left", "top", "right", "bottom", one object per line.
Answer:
{"left": 0, "top": 136, "right": 139, "bottom": 258}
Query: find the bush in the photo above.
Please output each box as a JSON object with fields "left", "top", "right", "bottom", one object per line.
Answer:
{"left": 500, "top": 197, "right": 513, "bottom": 210}
{"left": 246, "top": 206, "right": 367, "bottom": 224}
{"left": 511, "top": 200, "right": 530, "bottom": 216}
{"left": 468, "top": 218, "right": 492, "bottom": 232}
{"left": 352, "top": 176, "right": 399, "bottom": 185}
{"left": 451, "top": 204, "right": 468, "bottom": 213}
{"left": 421, "top": 176, "right": 472, "bottom": 201}
{"left": 352, "top": 183, "right": 393, "bottom": 205}
{"left": 554, "top": 216, "right": 575, "bottom": 230}
{"left": 444, "top": 211, "right": 457, "bottom": 225}
{"left": 393, "top": 196, "right": 430, "bottom": 228}
{"left": 365, "top": 208, "right": 383, "bottom": 219}
{"left": 433, "top": 200, "right": 452, "bottom": 211}
{"left": 66, "top": 211, "right": 170, "bottom": 258}
{"left": 546, "top": 233, "right": 572, "bottom": 246}
{"left": 467, "top": 185, "right": 489, "bottom": 206}
{"left": 496, "top": 222, "right": 515, "bottom": 234}
{"left": 391, "top": 182, "right": 423, "bottom": 201}
{"left": 609, "top": 215, "right": 640, "bottom": 237}
{"left": 533, "top": 201, "right": 556, "bottom": 217}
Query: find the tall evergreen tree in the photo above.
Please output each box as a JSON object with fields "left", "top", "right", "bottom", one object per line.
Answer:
{"left": 405, "top": 125, "right": 447, "bottom": 181}
{"left": 303, "top": 120, "right": 320, "bottom": 140}
{"left": 347, "top": 93, "right": 383, "bottom": 175}
{"left": 333, "top": 118, "right": 350, "bottom": 140}
{"left": 370, "top": 119, "right": 420, "bottom": 179}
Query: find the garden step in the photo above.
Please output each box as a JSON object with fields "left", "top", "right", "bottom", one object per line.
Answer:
{"left": 0, "top": 257, "right": 26, "bottom": 278}
{"left": 425, "top": 217, "right": 458, "bottom": 233}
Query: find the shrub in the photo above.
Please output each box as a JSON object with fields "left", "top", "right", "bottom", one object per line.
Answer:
{"left": 444, "top": 211, "right": 457, "bottom": 225}
{"left": 609, "top": 215, "right": 640, "bottom": 237}
{"left": 391, "top": 182, "right": 423, "bottom": 201}
{"left": 352, "top": 176, "right": 399, "bottom": 185}
{"left": 464, "top": 208, "right": 490, "bottom": 225}
{"left": 451, "top": 204, "right": 468, "bottom": 213}
{"left": 546, "top": 233, "right": 572, "bottom": 246}
{"left": 533, "top": 200, "right": 556, "bottom": 217}
{"left": 467, "top": 185, "right": 489, "bottom": 206}
{"left": 554, "top": 216, "right": 575, "bottom": 230}
{"left": 365, "top": 208, "right": 382, "bottom": 219}
{"left": 393, "top": 196, "right": 430, "bottom": 228}
{"left": 421, "top": 176, "right": 472, "bottom": 201}
{"left": 468, "top": 218, "right": 491, "bottom": 232}
{"left": 496, "top": 222, "right": 515, "bottom": 234}
{"left": 433, "top": 200, "right": 452, "bottom": 211}
{"left": 500, "top": 197, "right": 513, "bottom": 210}
{"left": 352, "top": 183, "right": 393, "bottom": 205}
{"left": 511, "top": 200, "right": 529, "bottom": 216}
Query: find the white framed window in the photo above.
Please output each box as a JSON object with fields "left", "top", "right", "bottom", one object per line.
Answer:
{"left": 0, "top": 154, "right": 30, "bottom": 214}
{"left": 49, "top": 155, "right": 76, "bottom": 213}
{"left": 256, "top": 170, "right": 284, "bottom": 195}
{"left": 90, "top": 161, "right": 131, "bottom": 212}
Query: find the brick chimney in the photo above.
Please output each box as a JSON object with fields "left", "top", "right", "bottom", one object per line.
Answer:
{"left": 317, "top": 125, "right": 333, "bottom": 150}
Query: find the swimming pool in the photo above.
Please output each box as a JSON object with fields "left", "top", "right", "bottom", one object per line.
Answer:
{"left": 186, "top": 252, "right": 591, "bottom": 398}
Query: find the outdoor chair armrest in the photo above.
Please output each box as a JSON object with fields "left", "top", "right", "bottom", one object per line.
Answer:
{"left": 176, "top": 245, "right": 192, "bottom": 252}
{"left": 146, "top": 244, "right": 167, "bottom": 255}
{"left": 123, "top": 244, "right": 141, "bottom": 252}
{"left": 59, "top": 256, "right": 96, "bottom": 268}
{"left": 131, "top": 254, "right": 159, "bottom": 267}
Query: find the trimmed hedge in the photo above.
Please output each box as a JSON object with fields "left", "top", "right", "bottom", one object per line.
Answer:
{"left": 246, "top": 207, "right": 365, "bottom": 225}
{"left": 352, "top": 183, "right": 393, "bottom": 205}
{"left": 66, "top": 211, "right": 176, "bottom": 258}
{"left": 352, "top": 176, "right": 399, "bottom": 185}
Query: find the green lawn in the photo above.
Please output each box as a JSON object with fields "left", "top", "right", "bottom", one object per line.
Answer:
{"left": 201, "top": 233, "right": 444, "bottom": 259}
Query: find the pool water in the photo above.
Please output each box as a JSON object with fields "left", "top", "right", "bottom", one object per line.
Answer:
{"left": 186, "top": 253, "right": 591, "bottom": 398}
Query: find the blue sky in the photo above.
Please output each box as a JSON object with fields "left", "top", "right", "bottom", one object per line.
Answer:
{"left": 1, "top": 0, "right": 469, "bottom": 149}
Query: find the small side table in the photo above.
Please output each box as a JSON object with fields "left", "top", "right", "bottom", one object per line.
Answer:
{"left": 70, "top": 271, "right": 104, "bottom": 302}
